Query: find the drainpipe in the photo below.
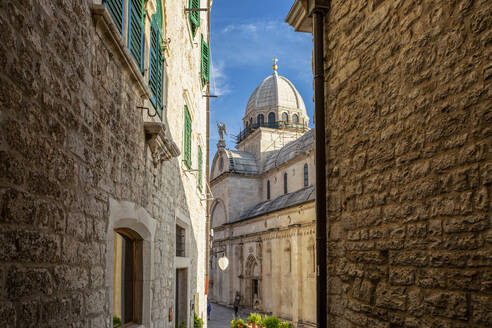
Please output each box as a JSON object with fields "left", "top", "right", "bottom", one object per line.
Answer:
{"left": 310, "top": 1, "right": 329, "bottom": 327}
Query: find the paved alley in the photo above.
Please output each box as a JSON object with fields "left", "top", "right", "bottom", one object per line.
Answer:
{"left": 208, "top": 303, "right": 252, "bottom": 328}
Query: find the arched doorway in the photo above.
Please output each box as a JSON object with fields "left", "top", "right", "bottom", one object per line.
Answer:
{"left": 244, "top": 255, "right": 261, "bottom": 310}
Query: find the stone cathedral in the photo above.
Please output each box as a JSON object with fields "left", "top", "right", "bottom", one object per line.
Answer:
{"left": 209, "top": 63, "right": 316, "bottom": 326}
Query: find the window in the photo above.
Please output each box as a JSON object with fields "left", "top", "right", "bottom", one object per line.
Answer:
{"left": 283, "top": 172, "right": 288, "bottom": 194}
{"left": 201, "top": 35, "right": 210, "bottom": 86}
{"left": 113, "top": 229, "right": 142, "bottom": 325}
{"left": 176, "top": 225, "right": 186, "bottom": 257}
{"left": 198, "top": 145, "right": 203, "bottom": 191}
{"left": 268, "top": 112, "right": 276, "bottom": 124}
{"left": 188, "top": 0, "right": 200, "bottom": 37}
{"left": 103, "top": 0, "right": 144, "bottom": 72}
{"left": 104, "top": 0, "right": 124, "bottom": 34}
{"left": 282, "top": 112, "right": 288, "bottom": 122}
{"left": 149, "top": 5, "right": 164, "bottom": 118}
{"left": 304, "top": 163, "right": 308, "bottom": 187}
{"left": 184, "top": 106, "right": 192, "bottom": 168}
{"left": 257, "top": 114, "right": 264, "bottom": 125}
{"left": 128, "top": 0, "right": 144, "bottom": 72}
{"left": 267, "top": 180, "right": 270, "bottom": 200}
{"left": 250, "top": 117, "right": 253, "bottom": 126}
{"left": 292, "top": 114, "right": 299, "bottom": 123}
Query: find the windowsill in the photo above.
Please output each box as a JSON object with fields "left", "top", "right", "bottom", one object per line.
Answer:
{"left": 90, "top": 4, "right": 152, "bottom": 99}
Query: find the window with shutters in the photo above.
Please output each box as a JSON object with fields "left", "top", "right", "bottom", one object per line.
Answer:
{"left": 149, "top": 20, "right": 164, "bottom": 118}
{"left": 198, "top": 145, "right": 203, "bottom": 191}
{"left": 184, "top": 106, "right": 192, "bottom": 169}
{"left": 128, "top": 0, "right": 144, "bottom": 72}
{"left": 103, "top": 0, "right": 125, "bottom": 34}
{"left": 189, "top": 0, "right": 200, "bottom": 37}
{"left": 201, "top": 35, "right": 210, "bottom": 86}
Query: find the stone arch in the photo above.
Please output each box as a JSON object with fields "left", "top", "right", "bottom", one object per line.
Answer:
{"left": 245, "top": 254, "right": 260, "bottom": 278}
{"left": 210, "top": 198, "right": 227, "bottom": 228}
{"left": 281, "top": 112, "right": 289, "bottom": 122}
{"left": 106, "top": 198, "right": 156, "bottom": 327}
{"left": 268, "top": 112, "right": 276, "bottom": 123}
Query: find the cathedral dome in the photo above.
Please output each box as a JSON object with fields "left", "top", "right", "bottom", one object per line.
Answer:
{"left": 245, "top": 71, "right": 306, "bottom": 115}
{"left": 242, "top": 62, "right": 309, "bottom": 130}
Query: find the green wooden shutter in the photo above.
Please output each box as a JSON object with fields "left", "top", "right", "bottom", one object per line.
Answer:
{"left": 103, "top": 0, "right": 124, "bottom": 34}
{"left": 128, "top": 0, "right": 144, "bottom": 72}
{"left": 198, "top": 146, "right": 203, "bottom": 191}
{"left": 201, "top": 35, "right": 210, "bottom": 86}
{"left": 184, "top": 106, "right": 192, "bottom": 168}
{"left": 189, "top": 0, "right": 200, "bottom": 37}
{"left": 149, "top": 20, "right": 163, "bottom": 118}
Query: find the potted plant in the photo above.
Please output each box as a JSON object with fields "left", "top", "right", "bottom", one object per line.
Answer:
{"left": 279, "top": 322, "right": 292, "bottom": 328}
{"left": 247, "top": 313, "right": 262, "bottom": 328}
{"left": 194, "top": 313, "right": 204, "bottom": 328}
{"left": 260, "top": 316, "right": 280, "bottom": 328}
{"left": 231, "top": 317, "right": 246, "bottom": 328}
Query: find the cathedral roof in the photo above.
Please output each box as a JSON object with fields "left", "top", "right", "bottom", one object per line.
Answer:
{"left": 234, "top": 185, "right": 315, "bottom": 222}
{"left": 224, "top": 149, "right": 258, "bottom": 174}
{"left": 245, "top": 71, "right": 306, "bottom": 116}
{"left": 263, "top": 129, "right": 314, "bottom": 172}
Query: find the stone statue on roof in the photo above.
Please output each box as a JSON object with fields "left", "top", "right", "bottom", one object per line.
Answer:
{"left": 217, "top": 122, "right": 227, "bottom": 141}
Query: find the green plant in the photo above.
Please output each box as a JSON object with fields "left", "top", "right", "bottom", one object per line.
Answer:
{"left": 247, "top": 313, "right": 262, "bottom": 325}
{"left": 176, "top": 321, "right": 186, "bottom": 328}
{"left": 279, "top": 322, "right": 292, "bottom": 328}
{"left": 231, "top": 317, "right": 246, "bottom": 328}
{"left": 113, "top": 316, "right": 122, "bottom": 328}
{"left": 194, "top": 313, "right": 204, "bottom": 328}
{"left": 261, "top": 316, "right": 280, "bottom": 328}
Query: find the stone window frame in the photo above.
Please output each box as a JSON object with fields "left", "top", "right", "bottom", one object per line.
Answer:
{"left": 266, "top": 180, "right": 271, "bottom": 200}
{"left": 174, "top": 209, "right": 192, "bottom": 328}
{"left": 303, "top": 163, "right": 309, "bottom": 187}
{"left": 106, "top": 198, "right": 157, "bottom": 328}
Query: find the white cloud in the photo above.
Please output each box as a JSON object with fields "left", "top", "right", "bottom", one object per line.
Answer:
{"left": 210, "top": 60, "right": 231, "bottom": 96}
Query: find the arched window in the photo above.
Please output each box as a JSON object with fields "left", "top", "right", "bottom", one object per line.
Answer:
{"left": 281, "top": 112, "right": 288, "bottom": 122}
{"left": 292, "top": 114, "right": 299, "bottom": 123}
{"left": 250, "top": 117, "right": 253, "bottom": 126}
{"left": 245, "top": 121, "right": 248, "bottom": 129}
{"left": 268, "top": 112, "right": 276, "bottom": 123}
{"left": 257, "top": 114, "right": 264, "bottom": 125}
{"left": 304, "top": 163, "right": 309, "bottom": 186}
{"left": 283, "top": 173, "right": 288, "bottom": 194}
{"left": 267, "top": 180, "right": 271, "bottom": 200}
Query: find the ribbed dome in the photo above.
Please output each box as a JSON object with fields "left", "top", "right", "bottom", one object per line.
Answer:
{"left": 245, "top": 71, "right": 306, "bottom": 116}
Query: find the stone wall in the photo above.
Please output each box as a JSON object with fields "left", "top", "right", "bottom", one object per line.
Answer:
{"left": 323, "top": 1, "right": 491, "bottom": 327}
{"left": 0, "top": 0, "right": 209, "bottom": 327}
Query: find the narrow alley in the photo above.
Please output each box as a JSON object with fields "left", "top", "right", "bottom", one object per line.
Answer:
{"left": 208, "top": 303, "right": 253, "bottom": 328}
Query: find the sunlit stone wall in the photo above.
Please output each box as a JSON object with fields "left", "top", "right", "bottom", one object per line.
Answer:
{"left": 0, "top": 0, "right": 209, "bottom": 327}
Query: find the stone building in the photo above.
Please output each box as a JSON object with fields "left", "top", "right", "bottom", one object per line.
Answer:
{"left": 1, "top": 0, "right": 211, "bottom": 327}
{"left": 287, "top": 0, "right": 492, "bottom": 327}
{"left": 209, "top": 65, "right": 316, "bottom": 326}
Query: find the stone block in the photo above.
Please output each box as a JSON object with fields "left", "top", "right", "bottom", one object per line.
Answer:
{"left": 389, "top": 267, "right": 415, "bottom": 286}
{"left": 442, "top": 215, "right": 489, "bottom": 233}
{"left": 0, "top": 302, "right": 16, "bottom": 327}
{"left": 53, "top": 265, "right": 89, "bottom": 291}
{"left": 471, "top": 294, "right": 492, "bottom": 326}
{"left": 375, "top": 282, "right": 407, "bottom": 311}
{"left": 6, "top": 266, "right": 54, "bottom": 299}
{"left": 424, "top": 291, "right": 468, "bottom": 320}
{"left": 16, "top": 300, "right": 40, "bottom": 328}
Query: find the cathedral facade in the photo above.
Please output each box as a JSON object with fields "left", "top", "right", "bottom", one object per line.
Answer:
{"left": 209, "top": 65, "right": 316, "bottom": 326}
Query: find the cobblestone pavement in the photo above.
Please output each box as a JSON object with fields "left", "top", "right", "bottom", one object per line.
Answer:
{"left": 207, "top": 303, "right": 252, "bottom": 328}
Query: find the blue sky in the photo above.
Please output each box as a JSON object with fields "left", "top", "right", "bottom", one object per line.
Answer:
{"left": 209, "top": 0, "right": 313, "bottom": 150}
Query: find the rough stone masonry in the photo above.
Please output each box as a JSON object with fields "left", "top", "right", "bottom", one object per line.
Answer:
{"left": 0, "top": 0, "right": 209, "bottom": 327}
{"left": 323, "top": 0, "right": 492, "bottom": 327}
